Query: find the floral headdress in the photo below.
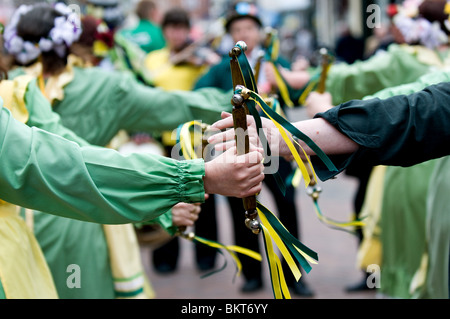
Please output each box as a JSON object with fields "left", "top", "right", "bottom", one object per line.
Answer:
{"left": 390, "top": 0, "right": 449, "bottom": 49}
{"left": 3, "top": 3, "right": 82, "bottom": 64}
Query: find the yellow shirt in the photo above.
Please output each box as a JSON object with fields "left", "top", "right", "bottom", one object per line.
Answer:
{"left": 0, "top": 77, "right": 58, "bottom": 299}
{"left": 144, "top": 47, "right": 206, "bottom": 91}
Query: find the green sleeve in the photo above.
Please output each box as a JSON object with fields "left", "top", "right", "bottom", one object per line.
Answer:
{"left": 21, "top": 80, "right": 178, "bottom": 230}
{"left": 326, "top": 44, "right": 431, "bottom": 105}
{"left": 152, "top": 209, "right": 178, "bottom": 236}
{"left": 54, "top": 68, "right": 233, "bottom": 146}
{"left": 111, "top": 72, "right": 233, "bottom": 133}
{"left": 313, "top": 80, "right": 450, "bottom": 181}
{"left": 0, "top": 104, "right": 206, "bottom": 224}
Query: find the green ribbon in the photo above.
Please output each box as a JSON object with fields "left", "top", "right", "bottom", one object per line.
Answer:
{"left": 237, "top": 87, "right": 338, "bottom": 173}
{"left": 235, "top": 43, "right": 259, "bottom": 94}
{"left": 257, "top": 202, "right": 318, "bottom": 273}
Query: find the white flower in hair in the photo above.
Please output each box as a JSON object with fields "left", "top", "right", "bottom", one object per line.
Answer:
{"left": 394, "top": 10, "right": 448, "bottom": 49}
{"left": 420, "top": 20, "right": 448, "bottom": 49}
{"left": 3, "top": 4, "right": 32, "bottom": 54}
{"left": 394, "top": 14, "right": 421, "bottom": 43}
{"left": 54, "top": 2, "right": 82, "bottom": 38}
{"left": 6, "top": 35, "right": 24, "bottom": 54}
{"left": 54, "top": 2, "right": 73, "bottom": 16}
{"left": 39, "top": 38, "right": 54, "bottom": 52}
{"left": 50, "top": 17, "right": 70, "bottom": 46}
{"left": 49, "top": 5, "right": 81, "bottom": 48}
{"left": 3, "top": 2, "right": 83, "bottom": 63}
{"left": 16, "top": 41, "right": 40, "bottom": 64}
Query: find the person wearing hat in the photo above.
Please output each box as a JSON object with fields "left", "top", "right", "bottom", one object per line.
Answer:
{"left": 195, "top": 1, "right": 289, "bottom": 93}
{"left": 194, "top": 1, "right": 314, "bottom": 297}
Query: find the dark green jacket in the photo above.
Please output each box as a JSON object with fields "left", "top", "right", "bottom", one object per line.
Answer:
{"left": 313, "top": 81, "right": 450, "bottom": 181}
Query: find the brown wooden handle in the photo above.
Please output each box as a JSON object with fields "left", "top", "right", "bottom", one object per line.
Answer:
{"left": 231, "top": 91, "right": 259, "bottom": 233}
{"left": 232, "top": 101, "right": 257, "bottom": 213}
{"left": 229, "top": 42, "right": 260, "bottom": 234}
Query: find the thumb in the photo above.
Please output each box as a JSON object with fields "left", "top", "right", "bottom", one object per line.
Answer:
{"left": 246, "top": 149, "right": 264, "bottom": 165}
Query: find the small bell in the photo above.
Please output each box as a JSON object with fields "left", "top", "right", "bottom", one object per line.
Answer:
{"left": 245, "top": 218, "right": 252, "bottom": 229}
{"left": 249, "top": 219, "right": 261, "bottom": 235}
{"left": 232, "top": 94, "right": 244, "bottom": 105}
{"left": 236, "top": 41, "right": 248, "bottom": 52}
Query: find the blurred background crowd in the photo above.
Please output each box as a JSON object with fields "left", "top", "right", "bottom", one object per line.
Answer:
{"left": 0, "top": 0, "right": 395, "bottom": 66}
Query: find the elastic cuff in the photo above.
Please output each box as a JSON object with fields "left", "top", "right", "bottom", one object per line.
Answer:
{"left": 177, "top": 159, "right": 206, "bottom": 204}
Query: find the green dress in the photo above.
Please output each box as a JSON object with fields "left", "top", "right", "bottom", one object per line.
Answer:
{"left": 420, "top": 157, "right": 450, "bottom": 299}
{"left": 320, "top": 44, "right": 449, "bottom": 298}
{"left": 363, "top": 71, "right": 450, "bottom": 299}
{"left": 8, "top": 65, "right": 232, "bottom": 299}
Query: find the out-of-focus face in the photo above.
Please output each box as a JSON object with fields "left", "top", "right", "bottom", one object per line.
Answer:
{"left": 228, "top": 18, "right": 261, "bottom": 53}
{"left": 163, "top": 24, "right": 190, "bottom": 51}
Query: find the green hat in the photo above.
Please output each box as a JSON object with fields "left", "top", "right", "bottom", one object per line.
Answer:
{"left": 225, "top": 1, "right": 262, "bottom": 32}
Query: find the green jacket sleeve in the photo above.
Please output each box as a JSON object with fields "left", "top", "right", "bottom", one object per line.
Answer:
{"left": 0, "top": 104, "right": 206, "bottom": 224}
{"left": 326, "top": 44, "right": 431, "bottom": 105}
{"left": 54, "top": 68, "right": 233, "bottom": 146}
{"left": 20, "top": 79, "right": 178, "bottom": 230}
{"left": 112, "top": 72, "right": 233, "bottom": 133}
{"left": 312, "top": 81, "right": 450, "bottom": 181}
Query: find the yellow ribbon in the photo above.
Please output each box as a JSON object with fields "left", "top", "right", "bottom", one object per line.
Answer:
{"left": 258, "top": 208, "right": 302, "bottom": 282}
{"left": 271, "top": 63, "right": 295, "bottom": 108}
{"left": 257, "top": 204, "right": 319, "bottom": 299}
{"left": 259, "top": 205, "right": 319, "bottom": 266}
{"left": 298, "top": 76, "right": 319, "bottom": 105}
{"left": 250, "top": 93, "right": 317, "bottom": 188}
{"left": 177, "top": 120, "right": 204, "bottom": 160}
{"left": 312, "top": 199, "right": 366, "bottom": 229}
{"left": 181, "top": 232, "right": 262, "bottom": 278}
{"left": 260, "top": 224, "right": 291, "bottom": 299}
{"left": 265, "top": 34, "right": 295, "bottom": 108}
{"left": 176, "top": 119, "right": 262, "bottom": 279}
